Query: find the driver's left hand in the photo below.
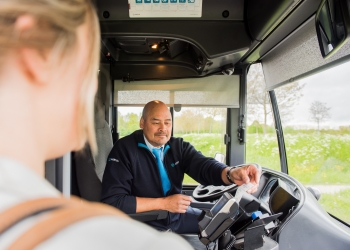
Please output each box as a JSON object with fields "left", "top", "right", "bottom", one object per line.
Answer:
{"left": 230, "top": 165, "right": 261, "bottom": 194}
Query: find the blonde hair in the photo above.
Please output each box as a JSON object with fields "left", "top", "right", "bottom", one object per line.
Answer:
{"left": 0, "top": 0, "right": 100, "bottom": 153}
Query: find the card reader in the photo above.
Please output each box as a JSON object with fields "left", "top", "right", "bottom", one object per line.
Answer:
{"left": 198, "top": 192, "right": 240, "bottom": 245}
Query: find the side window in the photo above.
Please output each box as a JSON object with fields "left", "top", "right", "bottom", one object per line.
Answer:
{"left": 275, "top": 61, "right": 350, "bottom": 224}
{"left": 174, "top": 107, "right": 227, "bottom": 184}
{"left": 246, "top": 64, "right": 280, "bottom": 171}
{"left": 117, "top": 107, "right": 143, "bottom": 138}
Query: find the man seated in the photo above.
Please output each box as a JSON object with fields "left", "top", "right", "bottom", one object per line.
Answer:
{"left": 101, "top": 100, "right": 260, "bottom": 233}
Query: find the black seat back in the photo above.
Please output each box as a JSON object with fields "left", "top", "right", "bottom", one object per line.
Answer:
{"left": 74, "top": 100, "right": 113, "bottom": 201}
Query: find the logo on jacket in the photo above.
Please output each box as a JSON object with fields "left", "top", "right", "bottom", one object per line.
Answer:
{"left": 171, "top": 161, "right": 179, "bottom": 167}
{"left": 108, "top": 158, "right": 119, "bottom": 163}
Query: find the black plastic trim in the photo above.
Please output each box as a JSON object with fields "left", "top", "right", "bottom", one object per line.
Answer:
{"left": 129, "top": 210, "right": 168, "bottom": 222}
{"left": 329, "top": 212, "right": 350, "bottom": 228}
{"left": 259, "top": 168, "right": 306, "bottom": 241}
{"left": 269, "top": 90, "right": 288, "bottom": 174}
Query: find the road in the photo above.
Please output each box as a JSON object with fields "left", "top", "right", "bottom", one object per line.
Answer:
{"left": 306, "top": 185, "right": 350, "bottom": 194}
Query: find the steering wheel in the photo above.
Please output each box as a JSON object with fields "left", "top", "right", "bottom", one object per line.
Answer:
{"left": 193, "top": 183, "right": 238, "bottom": 201}
{"left": 192, "top": 163, "right": 261, "bottom": 201}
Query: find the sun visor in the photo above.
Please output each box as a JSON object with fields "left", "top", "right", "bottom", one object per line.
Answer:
{"left": 113, "top": 75, "right": 239, "bottom": 107}
{"left": 262, "top": 16, "right": 350, "bottom": 90}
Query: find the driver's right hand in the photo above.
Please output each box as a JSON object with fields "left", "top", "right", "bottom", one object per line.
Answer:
{"left": 163, "top": 194, "right": 192, "bottom": 213}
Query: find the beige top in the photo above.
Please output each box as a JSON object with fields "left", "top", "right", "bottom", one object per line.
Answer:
{"left": 0, "top": 157, "right": 193, "bottom": 250}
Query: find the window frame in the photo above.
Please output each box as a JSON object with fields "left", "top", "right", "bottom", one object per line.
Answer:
{"left": 269, "top": 90, "right": 288, "bottom": 174}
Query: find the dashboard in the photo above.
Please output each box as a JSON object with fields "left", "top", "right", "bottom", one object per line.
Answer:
{"left": 189, "top": 168, "right": 350, "bottom": 250}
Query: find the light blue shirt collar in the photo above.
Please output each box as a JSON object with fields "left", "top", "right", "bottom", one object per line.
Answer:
{"left": 143, "top": 135, "right": 164, "bottom": 161}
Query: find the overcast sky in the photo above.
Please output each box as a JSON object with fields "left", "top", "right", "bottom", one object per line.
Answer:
{"left": 284, "top": 60, "right": 350, "bottom": 129}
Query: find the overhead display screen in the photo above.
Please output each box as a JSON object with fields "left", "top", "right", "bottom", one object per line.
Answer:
{"left": 128, "top": 0, "right": 202, "bottom": 18}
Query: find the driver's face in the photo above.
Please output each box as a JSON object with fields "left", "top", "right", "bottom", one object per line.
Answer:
{"left": 140, "top": 105, "right": 172, "bottom": 147}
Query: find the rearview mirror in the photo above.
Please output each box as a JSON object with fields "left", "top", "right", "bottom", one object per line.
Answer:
{"left": 315, "top": 0, "right": 350, "bottom": 59}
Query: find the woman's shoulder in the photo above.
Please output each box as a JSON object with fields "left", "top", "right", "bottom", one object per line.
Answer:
{"left": 0, "top": 157, "right": 193, "bottom": 250}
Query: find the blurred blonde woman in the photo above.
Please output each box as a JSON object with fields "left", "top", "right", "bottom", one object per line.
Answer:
{"left": 0, "top": 0, "right": 192, "bottom": 249}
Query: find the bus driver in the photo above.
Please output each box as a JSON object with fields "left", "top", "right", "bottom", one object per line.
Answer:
{"left": 101, "top": 100, "right": 261, "bottom": 233}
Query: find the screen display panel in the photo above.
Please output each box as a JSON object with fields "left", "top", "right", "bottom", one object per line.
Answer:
{"left": 210, "top": 194, "right": 230, "bottom": 216}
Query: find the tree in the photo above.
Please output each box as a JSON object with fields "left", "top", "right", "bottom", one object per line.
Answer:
{"left": 175, "top": 109, "right": 196, "bottom": 134}
{"left": 174, "top": 108, "right": 228, "bottom": 135}
{"left": 201, "top": 108, "right": 226, "bottom": 133}
{"left": 118, "top": 112, "right": 141, "bottom": 136}
{"left": 247, "top": 63, "right": 304, "bottom": 134}
{"left": 193, "top": 108, "right": 204, "bottom": 134}
{"left": 126, "top": 113, "right": 140, "bottom": 130}
{"left": 309, "top": 101, "right": 331, "bottom": 131}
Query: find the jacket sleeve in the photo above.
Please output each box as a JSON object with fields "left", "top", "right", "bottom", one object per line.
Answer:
{"left": 100, "top": 141, "right": 137, "bottom": 214}
{"left": 181, "top": 141, "right": 227, "bottom": 186}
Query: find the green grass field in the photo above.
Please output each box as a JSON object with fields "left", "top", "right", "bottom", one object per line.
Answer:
{"left": 178, "top": 132, "right": 350, "bottom": 223}
{"left": 247, "top": 133, "right": 350, "bottom": 184}
{"left": 320, "top": 189, "right": 350, "bottom": 223}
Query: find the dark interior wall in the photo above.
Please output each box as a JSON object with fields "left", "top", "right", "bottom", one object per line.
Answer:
{"left": 97, "top": 63, "right": 111, "bottom": 123}
{"left": 45, "top": 158, "right": 63, "bottom": 192}
{"left": 242, "top": 0, "right": 322, "bottom": 64}
{"left": 227, "top": 108, "right": 245, "bottom": 166}
{"left": 245, "top": 0, "right": 297, "bottom": 41}
{"left": 100, "top": 21, "right": 251, "bottom": 60}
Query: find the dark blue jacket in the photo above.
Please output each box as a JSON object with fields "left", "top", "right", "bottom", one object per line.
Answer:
{"left": 101, "top": 130, "right": 226, "bottom": 228}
